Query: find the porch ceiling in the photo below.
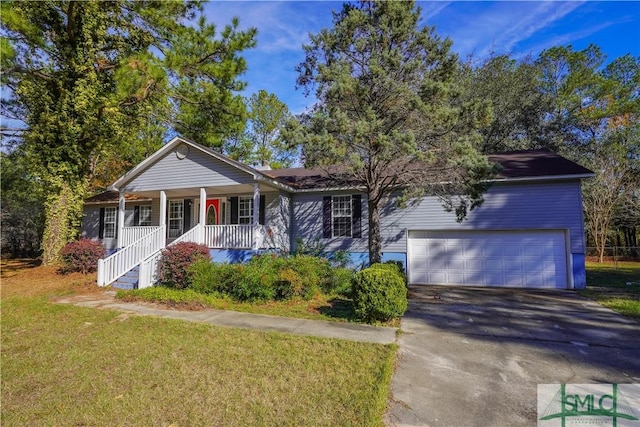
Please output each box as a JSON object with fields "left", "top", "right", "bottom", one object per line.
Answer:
{"left": 128, "top": 183, "right": 274, "bottom": 199}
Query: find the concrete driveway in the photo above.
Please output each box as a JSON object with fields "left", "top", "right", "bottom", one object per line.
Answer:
{"left": 386, "top": 286, "right": 640, "bottom": 427}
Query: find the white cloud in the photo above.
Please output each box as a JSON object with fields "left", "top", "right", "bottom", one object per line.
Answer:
{"left": 482, "top": 1, "right": 585, "bottom": 56}
{"left": 420, "top": 1, "right": 452, "bottom": 23}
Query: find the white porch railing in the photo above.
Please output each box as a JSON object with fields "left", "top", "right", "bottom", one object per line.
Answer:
{"left": 204, "top": 225, "right": 254, "bottom": 249}
{"left": 122, "top": 226, "right": 162, "bottom": 247}
{"left": 97, "top": 225, "right": 165, "bottom": 286}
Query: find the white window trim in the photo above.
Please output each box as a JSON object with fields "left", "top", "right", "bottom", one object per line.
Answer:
{"left": 168, "top": 200, "right": 184, "bottom": 238}
{"left": 104, "top": 207, "right": 117, "bottom": 239}
{"left": 332, "top": 195, "right": 352, "bottom": 238}
{"left": 138, "top": 205, "right": 152, "bottom": 226}
{"left": 238, "top": 196, "right": 253, "bottom": 225}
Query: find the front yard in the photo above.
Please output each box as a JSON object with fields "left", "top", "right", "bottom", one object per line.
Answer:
{"left": 1, "top": 260, "right": 396, "bottom": 426}
{"left": 582, "top": 261, "right": 640, "bottom": 321}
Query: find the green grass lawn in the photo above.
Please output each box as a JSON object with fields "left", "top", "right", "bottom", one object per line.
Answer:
{"left": 1, "top": 264, "right": 397, "bottom": 426}
{"left": 582, "top": 261, "right": 640, "bottom": 321}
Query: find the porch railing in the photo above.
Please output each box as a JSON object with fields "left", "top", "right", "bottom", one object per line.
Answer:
{"left": 97, "top": 225, "right": 166, "bottom": 286}
{"left": 122, "top": 226, "right": 162, "bottom": 247}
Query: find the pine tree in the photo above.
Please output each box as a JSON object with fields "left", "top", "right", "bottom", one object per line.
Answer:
{"left": 291, "top": 0, "right": 494, "bottom": 263}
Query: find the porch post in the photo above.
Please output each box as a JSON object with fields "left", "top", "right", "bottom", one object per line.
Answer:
{"left": 159, "top": 190, "right": 167, "bottom": 246}
{"left": 252, "top": 184, "right": 260, "bottom": 250}
{"left": 199, "top": 187, "right": 206, "bottom": 244}
{"left": 117, "top": 191, "right": 125, "bottom": 249}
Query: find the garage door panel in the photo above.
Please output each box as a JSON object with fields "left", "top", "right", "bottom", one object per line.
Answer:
{"left": 408, "top": 230, "right": 567, "bottom": 289}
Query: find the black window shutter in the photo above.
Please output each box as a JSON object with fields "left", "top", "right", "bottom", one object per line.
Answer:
{"left": 259, "top": 195, "right": 266, "bottom": 225}
{"left": 352, "top": 194, "right": 362, "bottom": 238}
{"left": 134, "top": 206, "right": 140, "bottom": 226}
{"left": 99, "top": 208, "right": 105, "bottom": 239}
{"left": 184, "top": 199, "right": 191, "bottom": 230}
{"left": 322, "top": 196, "right": 332, "bottom": 238}
{"left": 230, "top": 197, "right": 239, "bottom": 224}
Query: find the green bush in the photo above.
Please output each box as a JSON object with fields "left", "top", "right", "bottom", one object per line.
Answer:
{"left": 231, "top": 263, "right": 276, "bottom": 301}
{"left": 378, "top": 261, "right": 407, "bottom": 284}
{"left": 332, "top": 267, "right": 354, "bottom": 296}
{"left": 174, "top": 253, "right": 351, "bottom": 303}
{"left": 189, "top": 259, "right": 239, "bottom": 295}
{"left": 352, "top": 263, "right": 408, "bottom": 322}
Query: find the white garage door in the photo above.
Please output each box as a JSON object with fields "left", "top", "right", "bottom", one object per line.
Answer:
{"left": 408, "top": 230, "right": 568, "bottom": 289}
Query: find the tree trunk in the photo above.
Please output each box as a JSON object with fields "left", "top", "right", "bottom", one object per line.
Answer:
{"left": 368, "top": 198, "right": 382, "bottom": 265}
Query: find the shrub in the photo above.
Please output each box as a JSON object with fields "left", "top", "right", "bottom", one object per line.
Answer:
{"left": 293, "top": 237, "right": 325, "bottom": 257}
{"left": 231, "top": 263, "right": 276, "bottom": 301}
{"left": 351, "top": 263, "right": 408, "bottom": 323}
{"left": 60, "top": 239, "right": 106, "bottom": 274}
{"left": 189, "top": 258, "right": 229, "bottom": 294}
{"left": 158, "top": 242, "right": 210, "bottom": 289}
{"left": 327, "top": 250, "right": 352, "bottom": 268}
{"left": 285, "top": 255, "right": 333, "bottom": 297}
{"left": 332, "top": 267, "right": 354, "bottom": 296}
{"left": 380, "top": 260, "right": 408, "bottom": 284}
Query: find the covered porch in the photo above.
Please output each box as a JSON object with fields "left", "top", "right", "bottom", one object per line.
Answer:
{"left": 116, "top": 183, "right": 279, "bottom": 251}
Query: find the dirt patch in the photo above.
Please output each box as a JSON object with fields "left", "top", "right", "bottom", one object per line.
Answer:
{"left": 1, "top": 258, "right": 104, "bottom": 299}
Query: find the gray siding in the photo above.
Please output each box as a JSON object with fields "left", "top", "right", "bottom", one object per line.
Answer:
{"left": 82, "top": 201, "right": 154, "bottom": 250}
{"left": 292, "top": 191, "right": 369, "bottom": 252}
{"left": 82, "top": 206, "right": 102, "bottom": 240}
{"left": 381, "top": 180, "right": 585, "bottom": 254}
{"left": 123, "top": 148, "right": 254, "bottom": 192}
{"left": 290, "top": 180, "right": 586, "bottom": 255}
{"left": 267, "top": 191, "right": 292, "bottom": 251}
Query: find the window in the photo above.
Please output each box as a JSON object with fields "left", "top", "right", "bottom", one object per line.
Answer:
{"left": 323, "top": 195, "right": 361, "bottom": 239}
{"left": 238, "top": 196, "right": 253, "bottom": 224}
{"left": 138, "top": 205, "right": 152, "bottom": 226}
{"left": 332, "top": 195, "right": 352, "bottom": 237}
{"left": 168, "top": 200, "right": 183, "bottom": 238}
{"left": 104, "top": 207, "right": 117, "bottom": 239}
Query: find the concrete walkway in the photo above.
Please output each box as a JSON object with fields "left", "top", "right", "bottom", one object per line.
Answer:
{"left": 55, "top": 291, "right": 397, "bottom": 345}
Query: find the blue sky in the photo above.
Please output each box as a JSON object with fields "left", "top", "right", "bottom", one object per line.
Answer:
{"left": 204, "top": 1, "right": 640, "bottom": 114}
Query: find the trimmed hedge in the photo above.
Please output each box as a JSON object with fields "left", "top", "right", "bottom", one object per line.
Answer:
{"left": 158, "top": 242, "right": 210, "bottom": 289}
{"left": 60, "top": 239, "right": 106, "bottom": 274}
{"left": 188, "top": 254, "right": 353, "bottom": 302}
{"left": 351, "top": 263, "right": 408, "bottom": 322}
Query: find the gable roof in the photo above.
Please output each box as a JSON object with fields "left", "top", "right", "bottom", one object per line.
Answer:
{"left": 88, "top": 138, "right": 592, "bottom": 202}
{"left": 109, "top": 136, "right": 293, "bottom": 192}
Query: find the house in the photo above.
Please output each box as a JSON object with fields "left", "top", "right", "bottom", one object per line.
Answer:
{"left": 82, "top": 136, "right": 593, "bottom": 290}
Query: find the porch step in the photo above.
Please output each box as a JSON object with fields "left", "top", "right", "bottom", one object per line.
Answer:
{"left": 111, "top": 266, "right": 140, "bottom": 291}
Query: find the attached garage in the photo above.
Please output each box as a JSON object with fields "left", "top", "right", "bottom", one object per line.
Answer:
{"left": 407, "top": 230, "right": 569, "bottom": 289}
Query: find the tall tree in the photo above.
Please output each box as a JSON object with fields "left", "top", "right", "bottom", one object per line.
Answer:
{"left": 223, "top": 90, "right": 295, "bottom": 168}
{"left": 247, "top": 90, "right": 294, "bottom": 168}
{"left": 1, "top": 0, "right": 256, "bottom": 264}
{"left": 291, "top": 0, "right": 494, "bottom": 263}
{"left": 460, "top": 54, "right": 554, "bottom": 153}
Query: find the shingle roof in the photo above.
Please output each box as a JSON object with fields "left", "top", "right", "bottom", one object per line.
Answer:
{"left": 264, "top": 149, "right": 593, "bottom": 189}
{"left": 486, "top": 149, "right": 592, "bottom": 179}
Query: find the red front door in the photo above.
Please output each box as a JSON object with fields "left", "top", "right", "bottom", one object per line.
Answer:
{"left": 205, "top": 199, "right": 220, "bottom": 225}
